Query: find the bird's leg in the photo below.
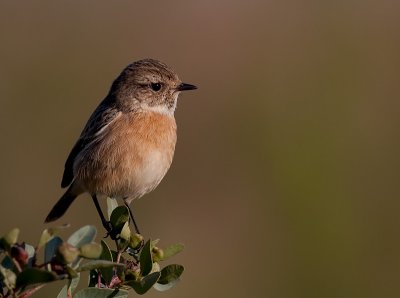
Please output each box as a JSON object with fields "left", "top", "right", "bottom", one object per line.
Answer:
{"left": 91, "top": 194, "right": 118, "bottom": 240}
{"left": 124, "top": 202, "right": 141, "bottom": 235}
{"left": 124, "top": 202, "right": 144, "bottom": 253}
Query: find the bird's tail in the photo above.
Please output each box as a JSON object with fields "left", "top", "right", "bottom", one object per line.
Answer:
{"left": 45, "top": 186, "right": 79, "bottom": 223}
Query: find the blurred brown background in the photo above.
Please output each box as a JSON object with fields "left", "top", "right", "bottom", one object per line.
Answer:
{"left": 1, "top": 1, "right": 400, "bottom": 297}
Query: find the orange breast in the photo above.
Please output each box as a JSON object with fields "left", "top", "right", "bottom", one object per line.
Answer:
{"left": 74, "top": 111, "right": 177, "bottom": 200}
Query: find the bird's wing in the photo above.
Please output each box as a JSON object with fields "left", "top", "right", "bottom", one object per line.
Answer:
{"left": 61, "top": 99, "right": 121, "bottom": 188}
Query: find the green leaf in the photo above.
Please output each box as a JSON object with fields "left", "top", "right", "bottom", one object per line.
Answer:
{"left": 38, "top": 229, "right": 52, "bottom": 252}
{"left": 70, "top": 273, "right": 80, "bottom": 290}
{"left": 57, "top": 284, "right": 68, "bottom": 297}
{"left": 57, "top": 242, "right": 80, "bottom": 264}
{"left": 38, "top": 224, "right": 70, "bottom": 250}
{"left": 153, "top": 281, "right": 178, "bottom": 292}
{"left": 65, "top": 266, "right": 79, "bottom": 279}
{"left": 44, "top": 236, "right": 63, "bottom": 263}
{"left": 1, "top": 255, "right": 13, "bottom": 269}
{"left": 99, "top": 240, "right": 113, "bottom": 284}
{"left": 116, "top": 222, "right": 131, "bottom": 251}
{"left": 100, "top": 241, "right": 113, "bottom": 261}
{"left": 110, "top": 206, "right": 130, "bottom": 233}
{"left": 161, "top": 243, "right": 184, "bottom": 260}
{"left": 151, "top": 239, "right": 160, "bottom": 246}
{"left": 139, "top": 240, "right": 153, "bottom": 276}
{"left": 129, "top": 233, "right": 144, "bottom": 250}
{"left": 88, "top": 270, "right": 99, "bottom": 288}
{"left": 75, "top": 288, "right": 129, "bottom": 298}
{"left": 0, "top": 264, "right": 16, "bottom": 290}
{"left": 107, "top": 197, "right": 119, "bottom": 220}
{"left": 0, "top": 228, "right": 19, "bottom": 250}
{"left": 154, "top": 264, "right": 184, "bottom": 291}
{"left": 16, "top": 268, "right": 57, "bottom": 289}
{"left": 157, "top": 264, "right": 184, "bottom": 285}
{"left": 79, "top": 242, "right": 102, "bottom": 259}
{"left": 5, "top": 228, "right": 19, "bottom": 245}
{"left": 119, "top": 222, "right": 131, "bottom": 241}
{"left": 151, "top": 262, "right": 160, "bottom": 274}
{"left": 126, "top": 271, "right": 161, "bottom": 295}
{"left": 77, "top": 260, "right": 124, "bottom": 272}
{"left": 67, "top": 225, "right": 97, "bottom": 249}
{"left": 152, "top": 247, "right": 164, "bottom": 262}
{"left": 57, "top": 274, "right": 80, "bottom": 298}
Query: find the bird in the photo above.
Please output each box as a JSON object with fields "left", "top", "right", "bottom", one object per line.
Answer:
{"left": 45, "top": 59, "right": 197, "bottom": 238}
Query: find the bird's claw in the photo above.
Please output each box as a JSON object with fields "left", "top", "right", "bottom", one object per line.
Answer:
{"left": 133, "top": 238, "right": 145, "bottom": 254}
{"left": 103, "top": 221, "right": 120, "bottom": 240}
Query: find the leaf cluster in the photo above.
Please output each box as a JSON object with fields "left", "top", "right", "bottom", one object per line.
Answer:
{"left": 0, "top": 198, "right": 184, "bottom": 298}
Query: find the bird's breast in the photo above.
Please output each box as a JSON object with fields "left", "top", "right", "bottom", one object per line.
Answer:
{"left": 75, "top": 111, "right": 177, "bottom": 200}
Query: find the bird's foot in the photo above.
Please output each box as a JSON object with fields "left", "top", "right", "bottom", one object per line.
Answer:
{"left": 126, "top": 238, "right": 145, "bottom": 257}
{"left": 103, "top": 221, "right": 120, "bottom": 241}
{"left": 133, "top": 238, "right": 145, "bottom": 254}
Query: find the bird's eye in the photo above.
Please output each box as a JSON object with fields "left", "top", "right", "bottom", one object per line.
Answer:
{"left": 150, "top": 83, "right": 162, "bottom": 91}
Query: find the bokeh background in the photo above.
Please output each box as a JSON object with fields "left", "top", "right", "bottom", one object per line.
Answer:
{"left": 1, "top": 1, "right": 400, "bottom": 297}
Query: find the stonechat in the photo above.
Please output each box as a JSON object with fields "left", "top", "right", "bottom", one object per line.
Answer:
{"left": 45, "top": 59, "right": 197, "bottom": 236}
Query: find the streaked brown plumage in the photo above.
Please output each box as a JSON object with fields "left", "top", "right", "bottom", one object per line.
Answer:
{"left": 45, "top": 59, "right": 196, "bottom": 234}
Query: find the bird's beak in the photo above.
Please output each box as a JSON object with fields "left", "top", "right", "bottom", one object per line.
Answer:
{"left": 176, "top": 83, "right": 197, "bottom": 91}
